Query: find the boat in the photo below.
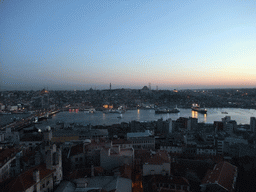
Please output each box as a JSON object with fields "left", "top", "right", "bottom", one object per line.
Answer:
{"left": 221, "top": 112, "right": 228, "bottom": 114}
{"left": 191, "top": 104, "right": 207, "bottom": 114}
{"left": 155, "top": 106, "right": 180, "bottom": 114}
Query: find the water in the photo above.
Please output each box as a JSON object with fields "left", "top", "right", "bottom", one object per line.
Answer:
{"left": 1, "top": 108, "right": 256, "bottom": 128}
{"left": 47, "top": 108, "right": 256, "bottom": 126}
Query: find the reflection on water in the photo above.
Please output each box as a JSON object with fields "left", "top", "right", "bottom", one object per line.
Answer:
{"left": 192, "top": 111, "right": 198, "bottom": 119}
{"left": 204, "top": 114, "right": 207, "bottom": 123}
{"left": 14, "top": 108, "right": 256, "bottom": 127}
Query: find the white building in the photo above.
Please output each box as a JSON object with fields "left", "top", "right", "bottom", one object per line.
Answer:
{"left": 143, "top": 151, "right": 170, "bottom": 176}
{"left": 100, "top": 146, "right": 134, "bottom": 171}
{"left": 127, "top": 130, "right": 155, "bottom": 149}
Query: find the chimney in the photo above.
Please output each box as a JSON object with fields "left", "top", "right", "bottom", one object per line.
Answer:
{"left": 91, "top": 165, "right": 94, "bottom": 177}
{"left": 33, "top": 169, "right": 40, "bottom": 183}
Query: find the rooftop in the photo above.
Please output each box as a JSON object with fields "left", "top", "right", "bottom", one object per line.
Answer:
{"left": 127, "top": 130, "right": 152, "bottom": 138}
{"left": 0, "top": 147, "right": 20, "bottom": 168}
{"left": 144, "top": 150, "right": 170, "bottom": 165}
{"left": 202, "top": 161, "right": 237, "bottom": 191}
{"left": 3, "top": 163, "right": 55, "bottom": 192}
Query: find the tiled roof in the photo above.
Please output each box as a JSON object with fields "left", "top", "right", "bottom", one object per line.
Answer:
{"left": 69, "top": 143, "right": 86, "bottom": 157}
{"left": 147, "top": 175, "right": 190, "bottom": 186}
{"left": 3, "top": 163, "right": 55, "bottom": 192}
{"left": 134, "top": 149, "right": 152, "bottom": 164}
{"left": 0, "top": 147, "right": 20, "bottom": 168}
{"left": 21, "top": 150, "right": 36, "bottom": 162}
{"left": 202, "top": 161, "right": 237, "bottom": 191}
{"left": 66, "top": 167, "right": 104, "bottom": 180}
{"left": 145, "top": 151, "right": 170, "bottom": 165}
{"left": 20, "top": 133, "right": 43, "bottom": 141}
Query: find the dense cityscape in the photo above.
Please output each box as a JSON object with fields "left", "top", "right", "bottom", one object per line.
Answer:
{"left": 1, "top": 87, "right": 256, "bottom": 192}
{"left": 1, "top": 0, "right": 256, "bottom": 191}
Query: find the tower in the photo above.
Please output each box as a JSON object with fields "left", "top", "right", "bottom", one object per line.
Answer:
{"left": 110, "top": 83, "right": 111, "bottom": 90}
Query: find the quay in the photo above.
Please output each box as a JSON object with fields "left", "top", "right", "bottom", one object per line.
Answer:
{"left": 0, "top": 109, "right": 60, "bottom": 132}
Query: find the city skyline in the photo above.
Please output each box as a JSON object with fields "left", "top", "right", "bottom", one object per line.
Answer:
{"left": 1, "top": 0, "right": 256, "bottom": 91}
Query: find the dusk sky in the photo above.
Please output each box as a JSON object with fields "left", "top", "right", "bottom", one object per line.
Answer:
{"left": 1, "top": 0, "right": 256, "bottom": 90}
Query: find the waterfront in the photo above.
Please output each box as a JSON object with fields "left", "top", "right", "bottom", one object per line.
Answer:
{"left": 46, "top": 108, "right": 256, "bottom": 126}
{"left": 1, "top": 108, "right": 256, "bottom": 128}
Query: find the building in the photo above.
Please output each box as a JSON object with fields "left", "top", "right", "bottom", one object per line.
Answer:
{"left": 156, "top": 118, "right": 173, "bottom": 134}
{"left": 111, "top": 139, "right": 133, "bottom": 149}
{"left": 214, "top": 121, "right": 224, "bottom": 132}
{"left": 55, "top": 176, "right": 132, "bottom": 192}
{"left": 216, "top": 138, "right": 225, "bottom": 155}
{"left": 160, "top": 144, "right": 183, "bottom": 154}
{"left": 143, "top": 175, "right": 191, "bottom": 192}
{"left": 196, "top": 142, "right": 216, "bottom": 156}
{"left": 100, "top": 146, "right": 134, "bottom": 171}
{"left": 173, "top": 117, "right": 188, "bottom": 131}
{"left": 66, "top": 141, "right": 101, "bottom": 171}
{"left": 201, "top": 161, "right": 238, "bottom": 192}
{"left": 187, "top": 117, "right": 198, "bottom": 131}
{"left": 250, "top": 117, "right": 256, "bottom": 133}
{"left": 0, "top": 147, "right": 22, "bottom": 182}
{"left": 127, "top": 130, "right": 155, "bottom": 149}
{"left": 3, "top": 164, "right": 55, "bottom": 192}
{"left": 142, "top": 151, "right": 171, "bottom": 176}
{"left": 226, "top": 120, "right": 237, "bottom": 134}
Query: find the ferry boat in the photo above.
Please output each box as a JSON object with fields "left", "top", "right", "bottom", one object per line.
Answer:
{"left": 191, "top": 104, "right": 207, "bottom": 114}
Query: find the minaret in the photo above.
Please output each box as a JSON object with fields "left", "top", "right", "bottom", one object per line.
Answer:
{"left": 110, "top": 83, "right": 111, "bottom": 90}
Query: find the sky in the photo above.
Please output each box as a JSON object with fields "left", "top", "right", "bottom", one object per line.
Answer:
{"left": 1, "top": 0, "right": 256, "bottom": 90}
